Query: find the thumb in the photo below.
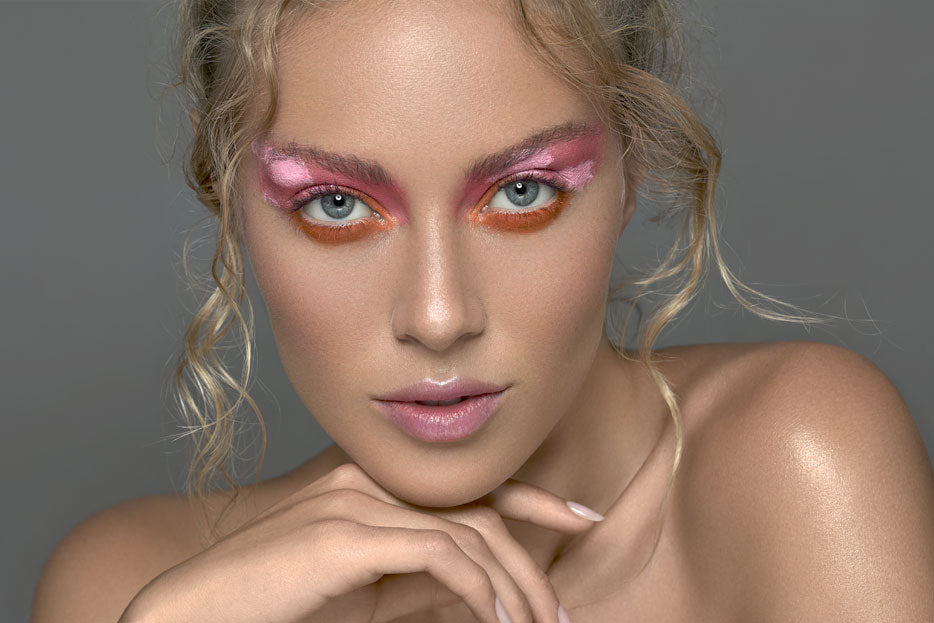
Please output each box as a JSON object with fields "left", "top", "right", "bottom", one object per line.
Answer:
{"left": 478, "top": 478, "right": 606, "bottom": 534}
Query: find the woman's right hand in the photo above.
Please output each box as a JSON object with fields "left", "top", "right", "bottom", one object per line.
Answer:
{"left": 119, "top": 463, "right": 601, "bottom": 623}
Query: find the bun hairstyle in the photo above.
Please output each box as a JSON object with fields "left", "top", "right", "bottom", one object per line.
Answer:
{"left": 171, "top": 0, "right": 819, "bottom": 567}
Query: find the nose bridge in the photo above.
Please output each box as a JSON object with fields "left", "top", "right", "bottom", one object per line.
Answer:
{"left": 391, "top": 213, "right": 485, "bottom": 352}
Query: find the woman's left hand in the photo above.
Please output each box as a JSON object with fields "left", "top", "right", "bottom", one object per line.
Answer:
{"left": 311, "top": 463, "right": 604, "bottom": 622}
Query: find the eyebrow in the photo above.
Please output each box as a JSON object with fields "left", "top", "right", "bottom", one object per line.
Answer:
{"left": 271, "top": 142, "right": 395, "bottom": 187}
{"left": 464, "top": 120, "right": 599, "bottom": 182}
{"left": 269, "top": 120, "right": 600, "bottom": 187}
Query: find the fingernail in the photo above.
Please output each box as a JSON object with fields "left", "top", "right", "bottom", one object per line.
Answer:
{"left": 558, "top": 603, "right": 573, "bottom": 623}
{"left": 495, "top": 595, "right": 512, "bottom": 623}
{"left": 566, "top": 500, "right": 605, "bottom": 521}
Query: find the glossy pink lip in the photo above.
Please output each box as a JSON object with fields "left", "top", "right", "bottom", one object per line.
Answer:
{"left": 373, "top": 378, "right": 509, "bottom": 443}
{"left": 374, "top": 378, "right": 508, "bottom": 403}
{"left": 374, "top": 390, "right": 507, "bottom": 443}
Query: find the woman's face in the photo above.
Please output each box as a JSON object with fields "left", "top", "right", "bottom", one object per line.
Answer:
{"left": 240, "top": 0, "right": 632, "bottom": 507}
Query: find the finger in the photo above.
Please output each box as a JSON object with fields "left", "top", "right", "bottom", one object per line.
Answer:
{"left": 316, "top": 463, "right": 414, "bottom": 507}
{"left": 372, "top": 572, "right": 497, "bottom": 623}
{"left": 322, "top": 464, "right": 604, "bottom": 535}
{"left": 478, "top": 478, "right": 606, "bottom": 533}
{"left": 317, "top": 489, "right": 535, "bottom": 623}
{"left": 342, "top": 522, "right": 504, "bottom": 623}
{"left": 311, "top": 465, "right": 587, "bottom": 622}
{"left": 443, "top": 506, "right": 564, "bottom": 623}
{"left": 314, "top": 463, "right": 603, "bottom": 531}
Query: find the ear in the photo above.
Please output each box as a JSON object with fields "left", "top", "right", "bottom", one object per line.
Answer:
{"left": 188, "top": 108, "right": 200, "bottom": 133}
{"left": 617, "top": 161, "right": 644, "bottom": 239}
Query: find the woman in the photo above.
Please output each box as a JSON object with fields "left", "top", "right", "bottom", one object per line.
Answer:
{"left": 31, "top": 0, "right": 933, "bottom": 621}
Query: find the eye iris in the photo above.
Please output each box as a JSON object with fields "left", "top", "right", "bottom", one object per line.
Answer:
{"left": 504, "top": 180, "right": 539, "bottom": 207}
{"left": 321, "top": 193, "right": 355, "bottom": 219}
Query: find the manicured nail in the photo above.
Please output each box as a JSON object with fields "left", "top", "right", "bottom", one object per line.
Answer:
{"left": 495, "top": 595, "right": 512, "bottom": 623}
{"left": 558, "top": 603, "right": 573, "bottom": 623}
{"left": 566, "top": 500, "right": 605, "bottom": 521}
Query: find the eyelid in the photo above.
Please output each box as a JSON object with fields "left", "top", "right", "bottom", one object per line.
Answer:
{"left": 466, "top": 169, "right": 573, "bottom": 233}
{"left": 286, "top": 184, "right": 393, "bottom": 244}
{"left": 288, "top": 184, "right": 386, "bottom": 214}
{"left": 479, "top": 170, "right": 570, "bottom": 211}
{"left": 284, "top": 170, "right": 573, "bottom": 242}
{"left": 287, "top": 183, "right": 388, "bottom": 224}
{"left": 495, "top": 170, "right": 570, "bottom": 194}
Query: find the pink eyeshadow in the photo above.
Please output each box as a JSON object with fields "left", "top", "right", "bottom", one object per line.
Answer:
{"left": 555, "top": 160, "right": 596, "bottom": 190}
{"left": 456, "top": 130, "right": 604, "bottom": 213}
{"left": 268, "top": 158, "right": 313, "bottom": 186}
{"left": 251, "top": 139, "right": 409, "bottom": 223}
{"left": 251, "top": 126, "right": 604, "bottom": 222}
{"left": 512, "top": 151, "right": 554, "bottom": 170}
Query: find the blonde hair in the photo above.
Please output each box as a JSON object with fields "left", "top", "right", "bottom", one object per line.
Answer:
{"left": 169, "top": 0, "right": 822, "bottom": 568}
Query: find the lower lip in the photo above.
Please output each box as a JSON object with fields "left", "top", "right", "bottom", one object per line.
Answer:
{"left": 374, "top": 391, "right": 506, "bottom": 442}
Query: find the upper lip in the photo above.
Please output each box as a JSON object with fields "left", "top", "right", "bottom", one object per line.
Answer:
{"left": 374, "top": 377, "right": 508, "bottom": 403}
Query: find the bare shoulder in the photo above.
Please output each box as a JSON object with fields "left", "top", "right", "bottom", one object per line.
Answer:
{"left": 662, "top": 340, "right": 934, "bottom": 622}
{"left": 30, "top": 493, "right": 199, "bottom": 623}
{"left": 31, "top": 444, "right": 350, "bottom": 623}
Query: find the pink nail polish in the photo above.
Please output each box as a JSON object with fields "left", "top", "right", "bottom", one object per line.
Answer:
{"left": 558, "top": 603, "right": 573, "bottom": 623}
{"left": 566, "top": 500, "right": 605, "bottom": 521}
{"left": 495, "top": 596, "right": 512, "bottom": 623}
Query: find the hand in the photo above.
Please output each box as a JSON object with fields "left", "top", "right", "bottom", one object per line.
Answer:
{"left": 120, "top": 462, "right": 601, "bottom": 623}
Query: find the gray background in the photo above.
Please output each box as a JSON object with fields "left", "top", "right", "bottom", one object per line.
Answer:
{"left": 3, "top": 0, "right": 931, "bottom": 619}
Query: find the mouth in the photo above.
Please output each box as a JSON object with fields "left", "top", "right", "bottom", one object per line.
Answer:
{"left": 372, "top": 376, "right": 509, "bottom": 443}
{"left": 373, "top": 377, "right": 509, "bottom": 404}
{"left": 412, "top": 395, "right": 472, "bottom": 406}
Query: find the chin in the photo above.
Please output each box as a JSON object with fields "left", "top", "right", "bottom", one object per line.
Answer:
{"left": 376, "top": 466, "right": 505, "bottom": 509}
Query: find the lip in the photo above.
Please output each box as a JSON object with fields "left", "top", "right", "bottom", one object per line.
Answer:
{"left": 374, "top": 378, "right": 508, "bottom": 403}
{"left": 373, "top": 390, "right": 507, "bottom": 443}
{"left": 373, "top": 377, "right": 509, "bottom": 443}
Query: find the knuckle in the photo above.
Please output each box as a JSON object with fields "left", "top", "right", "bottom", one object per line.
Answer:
{"left": 470, "top": 505, "right": 503, "bottom": 527}
{"left": 327, "top": 462, "right": 367, "bottom": 488}
{"left": 528, "top": 564, "right": 552, "bottom": 591}
{"left": 419, "top": 529, "right": 458, "bottom": 556}
{"left": 464, "top": 565, "right": 493, "bottom": 594}
{"left": 318, "top": 487, "right": 368, "bottom": 513}
{"left": 529, "top": 569, "right": 561, "bottom": 610}
{"left": 464, "top": 506, "right": 505, "bottom": 534}
{"left": 453, "top": 524, "right": 486, "bottom": 551}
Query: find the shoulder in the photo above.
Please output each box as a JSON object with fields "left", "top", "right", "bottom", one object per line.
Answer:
{"left": 655, "top": 340, "right": 921, "bottom": 447}
{"left": 666, "top": 341, "right": 934, "bottom": 622}
{"left": 31, "top": 493, "right": 199, "bottom": 623}
{"left": 31, "top": 444, "right": 348, "bottom": 622}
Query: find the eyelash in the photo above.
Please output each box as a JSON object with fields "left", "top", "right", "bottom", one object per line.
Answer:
{"left": 286, "top": 183, "right": 389, "bottom": 244}
{"left": 286, "top": 172, "right": 573, "bottom": 243}
{"left": 474, "top": 170, "right": 571, "bottom": 233}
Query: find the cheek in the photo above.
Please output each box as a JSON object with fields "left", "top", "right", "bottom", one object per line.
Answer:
{"left": 462, "top": 203, "right": 619, "bottom": 468}
{"left": 489, "top": 206, "right": 618, "bottom": 355}
{"left": 244, "top": 213, "right": 388, "bottom": 411}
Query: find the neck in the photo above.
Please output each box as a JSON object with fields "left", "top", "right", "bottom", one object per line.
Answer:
{"left": 505, "top": 333, "right": 660, "bottom": 570}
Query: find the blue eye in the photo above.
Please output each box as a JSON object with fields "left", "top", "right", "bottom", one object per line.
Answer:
{"left": 301, "top": 192, "right": 375, "bottom": 223}
{"left": 489, "top": 179, "right": 557, "bottom": 210}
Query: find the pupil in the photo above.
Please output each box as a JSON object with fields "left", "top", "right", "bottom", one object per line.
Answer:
{"left": 504, "top": 180, "right": 539, "bottom": 207}
{"left": 320, "top": 192, "right": 356, "bottom": 219}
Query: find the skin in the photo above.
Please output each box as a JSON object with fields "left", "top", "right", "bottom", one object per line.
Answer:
{"left": 29, "top": 0, "right": 934, "bottom": 621}
{"left": 240, "top": 0, "right": 636, "bottom": 522}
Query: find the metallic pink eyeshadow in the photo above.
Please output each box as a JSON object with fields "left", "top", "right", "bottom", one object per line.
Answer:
{"left": 556, "top": 160, "right": 596, "bottom": 190}
{"left": 268, "top": 158, "right": 313, "bottom": 186}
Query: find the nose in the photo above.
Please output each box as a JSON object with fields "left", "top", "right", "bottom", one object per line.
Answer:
{"left": 390, "top": 215, "right": 485, "bottom": 353}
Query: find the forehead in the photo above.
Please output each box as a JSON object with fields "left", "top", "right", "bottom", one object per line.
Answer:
{"left": 268, "top": 0, "right": 596, "bottom": 167}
